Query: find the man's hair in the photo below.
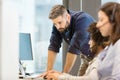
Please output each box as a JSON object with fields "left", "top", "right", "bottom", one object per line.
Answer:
{"left": 99, "top": 2, "right": 120, "bottom": 44}
{"left": 49, "top": 5, "right": 67, "bottom": 19}
{"left": 87, "top": 22, "right": 109, "bottom": 54}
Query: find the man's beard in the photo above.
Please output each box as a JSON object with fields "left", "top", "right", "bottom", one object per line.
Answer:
{"left": 58, "top": 21, "right": 70, "bottom": 33}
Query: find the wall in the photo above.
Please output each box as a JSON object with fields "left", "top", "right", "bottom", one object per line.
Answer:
{"left": 0, "top": 0, "right": 19, "bottom": 80}
{"left": 0, "top": 0, "right": 2, "bottom": 78}
{"left": 82, "top": 0, "right": 101, "bottom": 20}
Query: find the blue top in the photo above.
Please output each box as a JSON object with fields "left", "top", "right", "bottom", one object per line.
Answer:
{"left": 48, "top": 10, "right": 95, "bottom": 58}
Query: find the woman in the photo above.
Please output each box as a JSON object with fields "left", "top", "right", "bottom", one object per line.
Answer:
{"left": 47, "top": 22, "right": 108, "bottom": 80}
{"left": 96, "top": 2, "right": 120, "bottom": 80}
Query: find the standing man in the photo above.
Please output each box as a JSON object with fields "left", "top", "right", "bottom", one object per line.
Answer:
{"left": 42, "top": 4, "right": 95, "bottom": 78}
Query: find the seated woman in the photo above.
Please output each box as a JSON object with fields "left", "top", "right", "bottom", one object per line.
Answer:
{"left": 47, "top": 22, "right": 109, "bottom": 80}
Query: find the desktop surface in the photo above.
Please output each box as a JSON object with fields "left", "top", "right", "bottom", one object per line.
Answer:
{"left": 19, "top": 73, "right": 45, "bottom": 80}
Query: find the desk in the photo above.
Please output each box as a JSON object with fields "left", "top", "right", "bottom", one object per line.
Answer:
{"left": 19, "top": 74, "right": 45, "bottom": 80}
{"left": 19, "top": 77, "right": 45, "bottom": 80}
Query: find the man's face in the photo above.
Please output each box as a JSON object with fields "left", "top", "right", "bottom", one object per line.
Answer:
{"left": 52, "top": 14, "right": 70, "bottom": 32}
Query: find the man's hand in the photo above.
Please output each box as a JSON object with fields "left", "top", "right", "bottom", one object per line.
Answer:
{"left": 40, "top": 71, "right": 48, "bottom": 79}
{"left": 39, "top": 70, "right": 59, "bottom": 79}
{"left": 47, "top": 71, "right": 61, "bottom": 80}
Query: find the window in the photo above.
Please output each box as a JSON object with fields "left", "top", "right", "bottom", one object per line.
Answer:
{"left": 102, "top": 0, "right": 120, "bottom": 4}
{"left": 19, "top": 0, "right": 63, "bottom": 73}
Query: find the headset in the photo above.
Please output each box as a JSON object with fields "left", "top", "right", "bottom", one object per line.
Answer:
{"left": 110, "top": 4, "right": 117, "bottom": 22}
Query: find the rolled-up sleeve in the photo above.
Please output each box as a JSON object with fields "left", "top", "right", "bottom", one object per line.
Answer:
{"left": 48, "top": 26, "right": 63, "bottom": 53}
{"left": 68, "top": 31, "right": 91, "bottom": 56}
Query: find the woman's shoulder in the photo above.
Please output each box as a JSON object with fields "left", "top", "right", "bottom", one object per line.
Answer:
{"left": 113, "top": 39, "right": 120, "bottom": 48}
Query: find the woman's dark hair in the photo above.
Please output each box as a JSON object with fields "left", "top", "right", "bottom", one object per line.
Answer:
{"left": 88, "top": 22, "right": 109, "bottom": 54}
{"left": 99, "top": 2, "right": 120, "bottom": 45}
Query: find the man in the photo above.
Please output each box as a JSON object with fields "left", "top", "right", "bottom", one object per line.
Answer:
{"left": 42, "top": 4, "right": 95, "bottom": 78}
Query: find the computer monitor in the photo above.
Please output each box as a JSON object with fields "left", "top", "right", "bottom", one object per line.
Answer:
{"left": 19, "top": 33, "right": 33, "bottom": 60}
{"left": 19, "top": 33, "right": 34, "bottom": 74}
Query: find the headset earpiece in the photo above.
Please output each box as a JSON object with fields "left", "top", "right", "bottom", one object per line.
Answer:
{"left": 110, "top": 4, "right": 117, "bottom": 22}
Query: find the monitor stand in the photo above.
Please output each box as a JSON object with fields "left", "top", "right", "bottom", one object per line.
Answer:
{"left": 19, "top": 60, "right": 26, "bottom": 78}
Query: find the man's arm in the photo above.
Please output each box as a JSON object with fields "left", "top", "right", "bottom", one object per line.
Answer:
{"left": 40, "top": 50, "right": 57, "bottom": 78}
{"left": 63, "top": 52, "right": 77, "bottom": 73}
{"left": 47, "top": 50, "right": 57, "bottom": 71}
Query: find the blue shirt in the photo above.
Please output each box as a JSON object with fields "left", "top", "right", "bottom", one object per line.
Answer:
{"left": 48, "top": 10, "right": 95, "bottom": 58}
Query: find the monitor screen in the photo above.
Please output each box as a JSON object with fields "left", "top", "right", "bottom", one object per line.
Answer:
{"left": 19, "top": 33, "right": 33, "bottom": 60}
